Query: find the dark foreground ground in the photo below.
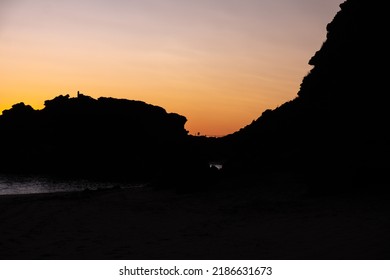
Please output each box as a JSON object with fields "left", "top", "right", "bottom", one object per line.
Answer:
{"left": 0, "top": 181, "right": 389, "bottom": 260}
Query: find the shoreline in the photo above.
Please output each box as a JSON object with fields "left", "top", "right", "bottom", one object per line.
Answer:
{"left": 0, "top": 172, "right": 149, "bottom": 197}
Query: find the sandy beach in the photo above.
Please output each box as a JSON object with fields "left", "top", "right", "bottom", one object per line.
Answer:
{"left": 1, "top": 182, "right": 389, "bottom": 260}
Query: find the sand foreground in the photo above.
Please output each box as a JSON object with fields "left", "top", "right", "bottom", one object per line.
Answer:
{"left": 0, "top": 183, "right": 389, "bottom": 259}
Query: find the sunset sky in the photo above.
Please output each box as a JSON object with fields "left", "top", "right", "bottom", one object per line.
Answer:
{"left": 0, "top": 0, "right": 343, "bottom": 136}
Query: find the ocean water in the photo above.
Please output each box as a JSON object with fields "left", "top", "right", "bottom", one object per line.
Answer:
{"left": 0, "top": 174, "right": 145, "bottom": 196}
{"left": 209, "top": 163, "right": 223, "bottom": 170}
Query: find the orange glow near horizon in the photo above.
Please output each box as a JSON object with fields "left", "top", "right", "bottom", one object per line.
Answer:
{"left": 0, "top": 0, "right": 344, "bottom": 136}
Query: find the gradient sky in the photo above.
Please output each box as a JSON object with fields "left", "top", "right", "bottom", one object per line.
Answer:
{"left": 1, "top": 0, "right": 344, "bottom": 136}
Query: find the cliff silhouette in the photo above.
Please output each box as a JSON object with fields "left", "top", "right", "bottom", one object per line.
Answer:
{"left": 1, "top": 0, "right": 388, "bottom": 192}
{"left": 218, "top": 0, "right": 389, "bottom": 190}
{"left": 0, "top": 93, "right": 211, "bottom": 183}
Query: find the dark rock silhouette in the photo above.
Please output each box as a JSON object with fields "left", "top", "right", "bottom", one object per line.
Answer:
{"left": 217, "top": 0, "right": 389, "bottom": 192}
{"left": 0, "top": 93, "right": 213, "bottom": 184}
{"left": 1, "top": 0, "right": 388, "bottom": 193}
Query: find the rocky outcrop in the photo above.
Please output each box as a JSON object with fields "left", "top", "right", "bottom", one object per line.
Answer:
{"left": 0, "top": 94, "right": 207, "bottom": 181}
{"left": 221, "top": 0, "right": 389, "bottom": 187}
